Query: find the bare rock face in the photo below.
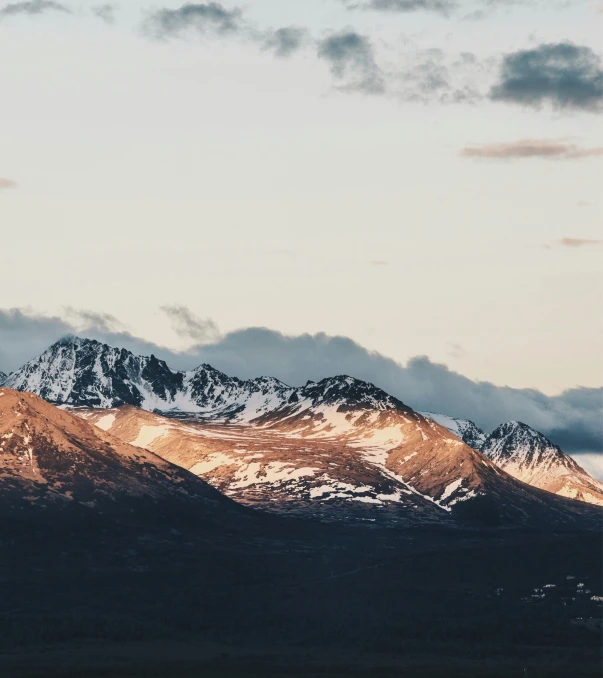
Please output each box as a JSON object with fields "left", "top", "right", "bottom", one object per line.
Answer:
{"left": 420, "top": 412, "right": 486, "bottom": 450}
{"left": 481, "top": 421, "right": 603, "bottom": 507}
{"left": 0, "top": 372, "right": 6, "bottom": 386}
{"left": 0, "top": 387, "right": 237, "bottom": 520}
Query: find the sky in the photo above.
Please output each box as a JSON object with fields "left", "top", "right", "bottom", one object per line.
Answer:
{"left": 0, "top": 1, "right": 601, "bottom": 470}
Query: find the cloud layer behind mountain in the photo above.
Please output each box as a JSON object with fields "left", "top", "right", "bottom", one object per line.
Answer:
{"left": 0, "top": 308, "right": 600, "bottom": 473}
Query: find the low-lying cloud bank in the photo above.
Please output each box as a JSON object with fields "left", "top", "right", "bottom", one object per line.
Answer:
{"left": 0, "top": 308, "right": 600, "bottom": 474}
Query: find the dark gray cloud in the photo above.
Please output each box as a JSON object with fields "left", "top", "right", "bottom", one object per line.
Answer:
{"left": 490, "top": 43, "right": 603, "bottom": 112}
{"left": 0, "top": 0, "right": 70, "bottom": 18}
{"left": 461, "top": 139, "right": 603, "bottom": 159}
{"left": 144, "top": 2, "right": 243, "bottom": 39}
{"left": 0, "top": 178, "right": 18, "bottom": 190}
{"left": 262, "top": 26, "right": 308, "bottom": 58}
{"left": 93, "top": 4, "right": 115, "bottom": 24}
{"left": 1, "top": 307, "right": 601, "bottom": 463}
{"left": 317, "top": 31, "right": 385, "bottom": 95}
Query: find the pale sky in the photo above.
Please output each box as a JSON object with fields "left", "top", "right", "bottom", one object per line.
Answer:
{"left": 1, "top": 0, "right": 602, "bottom": 395}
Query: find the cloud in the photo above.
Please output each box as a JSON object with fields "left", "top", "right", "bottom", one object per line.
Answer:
{"left": 0, "top": 178, "right": 18, "bottom": 190}
{"left": 370, "top": 260, "right": 388, "bottom": 266}
{"left": 0, "top": 0, "right": 70, "bottom": 18}
{"left": 461, "top": 139, "right": 603, "bottom": 160}
{"left": 317, "top": 31, "right": 385, "bottom": 95}
{"left": 262, "top": 26, "right": 308, "bottom": 58}
{"left": 389, "top": 48, "right": 484, "bottom": 104}
{"left": 343, "top": 0, "right": 455, "bottom": 13}
{"left": 63, "top": 307, "right": 124, "bottom": 333}
{"left": 160, "top": 305, "right": 220, "bottom": 343}
{"left": 0, "top": 307, "right": 601, "bottom": 460}
{"left": 144, "top": 2, "right": 244, "bottom": 39}
{"left": 489, "top": 43, "right": 603, "bottom": 112}
{"left": 558, "top": 238, "right": 603, "bottom": 247}
{"left": 93, "top": 4, "right": 115, "bottom": 24}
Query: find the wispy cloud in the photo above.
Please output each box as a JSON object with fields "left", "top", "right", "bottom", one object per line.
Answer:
{"left": 343, "top": 0, "right": 455, "bottom": 14}
{"left": 558, "top": 238, "right": 603, "bottom": 247}
{"left": 0, "top": 0, "right": 70, "bottom": 19}
{"left": 489, "top": 43, "right": 603, "bottom": 112}
{"left": 161, "top": 304, "right": 221, "bottom": 343}
{"left": 461, "top": 139, "right": 603, "bottom": 160}
{"left": 93, "top": 4, "right": 115, "bottom": 24}
{"left": 0, "top": 178, "right": 18, "bottom": 190}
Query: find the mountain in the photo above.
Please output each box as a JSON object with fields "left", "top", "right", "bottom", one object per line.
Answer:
{"left": 78, "top": 400, "right": 601, "bottom": 529}
{"left": 4, "top": 336, "right": 294, "bottom": 417}
{"left": 481, "top": 421, "right": 603, "bottom": 507}
{"left": 0, "top": 386, "right": 244, "bottom": 524}
{"left": 420, "top": 411, "right": 486, "bottom": 450}
{"left": 0, "top": 372, "right": 6, "bottom": 386}
{"left": 8, "top": 337, "right": 602, "bottom": 525}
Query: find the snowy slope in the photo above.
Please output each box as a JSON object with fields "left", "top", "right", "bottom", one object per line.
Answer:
{"left": 420, "top": 412, "right": 486, "bottom": 450}
{"left": 481, "top": 421, "right": 603, "bottom": 506}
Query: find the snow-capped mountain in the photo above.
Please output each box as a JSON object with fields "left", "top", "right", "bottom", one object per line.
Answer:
{"left": 5, "top": 336, "right": 295, "bottom": 418}
{"left": 420, "top": 412, "right": 486, "bottom": 450}
{"left": 481, "top": 421, "right": 603, "bottom": 506}
{"left": 78, "top": 401, "right": 600, "bottom": 529}
{"left": 8, "top": 337, "right": 603, "bottom": 520}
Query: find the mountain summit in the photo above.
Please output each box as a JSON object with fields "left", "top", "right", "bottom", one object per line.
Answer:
{"left": 481, "top": 421, "right": 603, "bottom": 506}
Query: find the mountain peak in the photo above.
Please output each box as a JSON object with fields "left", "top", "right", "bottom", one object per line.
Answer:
{"left": 301, "top": 374, "right": 407, "bottom": 412}
{"left": 481, "top": 420, "right": 603, "bottom": 506}
{"left": 485, "top": 421, "right": 564, "bottom": 458}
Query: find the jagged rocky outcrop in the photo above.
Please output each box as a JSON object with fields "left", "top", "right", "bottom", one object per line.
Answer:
{"left": 420, "top": 412, "right": 486, "bottom": 450}
{"left": 5, "top": 337, "right": 295, "bottom": 417}
{"left": 0, "top": 372, "right": 6, "bottom": 386}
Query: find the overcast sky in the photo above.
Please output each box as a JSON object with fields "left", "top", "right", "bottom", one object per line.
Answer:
{"left": 0, "top": 3, "right": 601, "bottom": 417}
